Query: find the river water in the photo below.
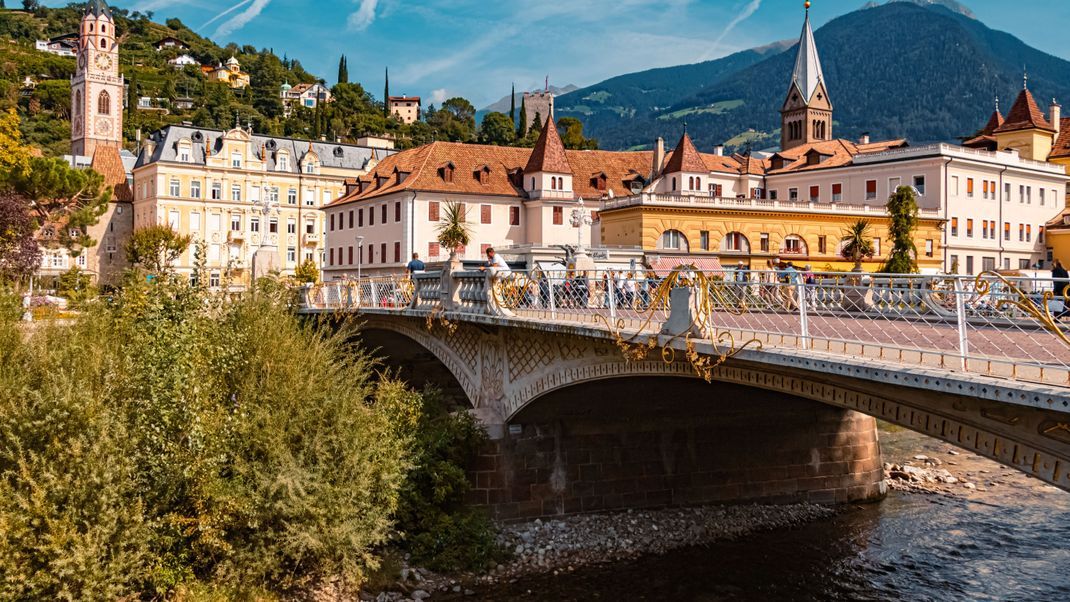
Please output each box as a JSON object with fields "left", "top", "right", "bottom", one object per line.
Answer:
{"left": 464, "top": 431, "right": 1070, "bottom": 601}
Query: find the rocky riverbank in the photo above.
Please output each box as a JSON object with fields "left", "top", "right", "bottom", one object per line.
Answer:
{"left": 358, "top": 503, "right": 834, "bottom": 601}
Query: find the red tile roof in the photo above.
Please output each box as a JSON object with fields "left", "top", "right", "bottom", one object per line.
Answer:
{"left": 524, "top": 121, "right": 572, "bottom": 174}
{"left": 90, "top": 146, "right": 132, "bottom": 202}
{"left": 663, "top": 132, "right": 707, "bottom": 173}
{"left": 1048, "top": 117, "right": 1070, "bottom": 159}
{"left": 765, "top": 138, "right": 907, "bottom": 175}
{"left": 993, "top": 88, "right": 1054, "bottom": 133}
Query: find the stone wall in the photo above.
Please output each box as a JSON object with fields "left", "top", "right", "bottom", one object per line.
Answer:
{"left": 467, "top": 378, "right": 885, "bottom": 520}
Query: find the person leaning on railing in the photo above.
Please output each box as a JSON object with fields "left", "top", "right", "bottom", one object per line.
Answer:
{"left": 1053, "top": 260, "right": 1070, "bottom": 320}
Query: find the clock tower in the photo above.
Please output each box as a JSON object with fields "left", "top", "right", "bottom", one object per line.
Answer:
{"left": 71, "top": 0, "right": 124, "bottom": 157}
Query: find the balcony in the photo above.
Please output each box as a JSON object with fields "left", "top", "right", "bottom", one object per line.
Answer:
{"left": 600, "top": 193, "right": 941, "bottom": 218}
{"left": 528, "top": 189, "right": 576, "bottom": 201}
{"left": 303, "top": 232, "right": 320, "bottom": 245}
{"left": 228, "top": 230, "right": 245, "bottom": 242}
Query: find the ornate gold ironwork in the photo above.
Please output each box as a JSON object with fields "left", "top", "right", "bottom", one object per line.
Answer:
{"left": 425, "top": 305, "right": 457, "bottom": 335}
{"left": 974, "top": 271, "right": 1070, "bottom": 347}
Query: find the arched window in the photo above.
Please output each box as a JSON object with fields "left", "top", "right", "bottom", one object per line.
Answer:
{"left": 100, "top": 38, "right": 107, "bottom": 49}
{"left": 75, "top": 90, "right": 82, "bottom": 115}
{"left": 97, "top": 90, "right": 110, "bottom": 115}
{"left": 531, "top": 177, "right": 535, "bottom": 190}
{"left": 720, "top": 232, "right": 751, "bottom": 253}
{"left": 658, "top": 229, "right": 689, "bottom": 252}
{"left": 695, "top": 177, "right": 701, "bottom": 191}
{"left": 551, "top": 177, "right": 557, "bottom": 190}
{"left": 780, "top": 234, "right": 808, "bottom": 256}
{"left": 101, "top": 24, "right": 107, "bottom": 34}
{"left": 688, "top": 177, "right": 694, "bottom": 190}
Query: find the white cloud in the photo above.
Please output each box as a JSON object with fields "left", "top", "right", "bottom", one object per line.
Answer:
{"left": 430, "top": 88, "right": 448, "bottom": 104}
{"left": 699, "top": 0, "right": 762, "bottom": 61}
{"left": 348, "top": 0, "right": 379, "bottom": 31}
{"left": 213, "top": 0, "right": 272, "bottom": 38}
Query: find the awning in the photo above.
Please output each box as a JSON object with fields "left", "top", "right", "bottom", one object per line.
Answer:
{"left": 649, "top": 256, "right": 724, "bottom": 277}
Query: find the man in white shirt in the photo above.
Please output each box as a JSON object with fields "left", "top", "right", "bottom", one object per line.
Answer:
{"left": 480, "top": 247, "right": 511, "bottom": 278}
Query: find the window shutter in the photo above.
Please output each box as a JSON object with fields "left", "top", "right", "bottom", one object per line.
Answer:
{"left": 481, "top": 204, "right": 492, "bottom": 224}
{"left": 429, "top": 201, "right": 440, "bottom": 221}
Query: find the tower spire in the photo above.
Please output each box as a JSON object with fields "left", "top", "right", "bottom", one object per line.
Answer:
{"left": 780, "top": 1, "right": 832, "bottom": 150}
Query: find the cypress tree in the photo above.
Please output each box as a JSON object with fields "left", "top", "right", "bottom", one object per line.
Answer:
{"left": 383, "top": 67, "right": 390, "bottom": 117}
{"left": 507, "top": 83, "right": 515, "bottom": 123}
{"left": 517, "top": 98, "right": 527, "bottom": 139}
{"left": 338, "top": 55, "right": 348, "bottom": 84}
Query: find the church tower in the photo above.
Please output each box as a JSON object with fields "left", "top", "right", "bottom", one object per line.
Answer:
{"left": 71, "top": 0, "right": 124, "bottom": 157}
{"left": 780, "top": 2, "right": 832, "bottom": 151}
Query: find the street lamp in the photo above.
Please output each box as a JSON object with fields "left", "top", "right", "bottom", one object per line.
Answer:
{"left": 356, "top": 235, "right": 365, "bottom": 281}
{"left": 570, "top": 199, "right": 593, "bottom": 252}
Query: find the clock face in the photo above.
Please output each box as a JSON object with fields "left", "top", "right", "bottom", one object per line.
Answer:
{"left": 94, "top": 53, "right": 112, "bottom": 71}
{"left": 78, "top": 52, "right": 87, "bottom": 71}
{"left": 95, "top": 117, "right": 111, "bottom": 136}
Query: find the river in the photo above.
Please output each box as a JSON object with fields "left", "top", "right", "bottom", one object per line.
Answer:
{"left": 460, "top": 428, "right": 1070, "bottom": 601}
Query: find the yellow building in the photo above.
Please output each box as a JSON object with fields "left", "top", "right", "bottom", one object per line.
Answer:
{"left": 205, "top": 57, "right": 250, "bottom": 89}
{"left": 132, "top": 125, "right": 392, "bottom": 288}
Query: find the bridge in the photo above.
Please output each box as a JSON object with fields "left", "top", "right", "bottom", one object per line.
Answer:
{"left": 300, "top": 265, "right": 1070, "bottom": 519}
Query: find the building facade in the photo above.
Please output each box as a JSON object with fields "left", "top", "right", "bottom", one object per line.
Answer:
{"left": 132, "top": 126, "right": 392, "bottom": 288}
{"left": 205, "top": 57, "right": 250, "bottom": 89}
{"left": 70, "top": 0, "right": 124, "bottom": 159}
{"left": 281, "top": 82, "right": 333, "bottom": 115}
{"left": 387, "top": 96, "right": 421, "bottom": 124}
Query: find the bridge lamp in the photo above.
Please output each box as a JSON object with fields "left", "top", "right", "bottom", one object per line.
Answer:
{"left": 356, "top": 235, "right": 365, "bottom": 281}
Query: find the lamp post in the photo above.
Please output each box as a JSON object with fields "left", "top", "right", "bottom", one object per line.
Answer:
{"left": 356, "top": 235, "right": 365, "bottom": 281}
{"left": 570, "top": 199, "right": 593, "bottom": 252}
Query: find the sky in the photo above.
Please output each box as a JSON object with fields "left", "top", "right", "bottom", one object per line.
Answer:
{"left": 43, "top": 0, "right": 1070, "bottom": 108}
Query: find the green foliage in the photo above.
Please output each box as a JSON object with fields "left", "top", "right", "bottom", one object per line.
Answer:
{"left": 395, "top": 389, "right": 499, "bottom": 572}
{"left": 55, "top": 265, "right": 93, "bottom": 306}
{"left": 882, "top": 185, "right": 920, "bottom": 274}
{"left": 125, "top": 224, "right": 192, "bottom": 275}
{"left": 557, "top": 116, "right": 598, "bottom": 150}
{"left": 436, "top": 202, "right": 472, "bottom": 255}
{"left": 0, "top": 279, "right": 418, "bottom": 597}
{"left": 478, "top": 111, "right": 515, "bottom": 146}
{"left": 840, "top": 219, "right": 875, "bottom": 270}
{"left": 517, "top": 99, "right": 528, "bottom": 139}
{"left": 294, "top": 257, "right": 319, "bottom": 283}
{"left": 338, "top": 55, "right": 348, "bottom": 84}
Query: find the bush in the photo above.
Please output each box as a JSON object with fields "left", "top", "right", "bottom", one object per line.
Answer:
{"left": 55, "top": 265, "right": 94, "bottom": 307}
{"left": 0, "top": 278, "right": 418, "bottom": 597}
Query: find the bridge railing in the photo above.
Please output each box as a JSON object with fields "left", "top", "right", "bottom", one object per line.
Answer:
{"left": 301, "top": 269, "right": 1070, "bottom": 386}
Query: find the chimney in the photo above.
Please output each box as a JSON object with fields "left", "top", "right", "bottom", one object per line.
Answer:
{"left": 1051, "top": 100, "right": 1062, "bottom": 139}
{"left": 651, "top": 137, "right": 665, "bottom": 181}
{"left": 859, "top": 132, "right": 871, "bottom": 145}
{"left": 713, "top": 144, "right": 725, "bottom": 157}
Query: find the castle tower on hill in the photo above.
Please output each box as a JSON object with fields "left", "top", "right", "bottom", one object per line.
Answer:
{"left": 71, "top": 0, "right": 125, "bottom": 158}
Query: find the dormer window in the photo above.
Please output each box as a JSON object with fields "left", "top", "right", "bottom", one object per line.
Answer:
{"left": 231, "top": 152, "right": 242, "bottom": 168}
{"left": 770, "top": 155, "right": 786, "bottom": 170}
{"left": 591, "top": 173, "right": 607, "bottom": 191}
{"left": 305, "top": 162, "right": 316, "bottom": 174}
{"left": 474, "top": 165, "right": 490, "bottom": 185}
{"left": 438, "top": 162, "right": 455, "bottom": 182}
{"left": 396, "top": 169, "right": 410, "bottom": 185}
{"left": 277, "top": 153, "right": 289, "bottom": 171}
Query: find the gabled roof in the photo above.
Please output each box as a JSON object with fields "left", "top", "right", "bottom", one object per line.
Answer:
{"left": 524, "top": 121, "right": 572, "bottom": 174}
{"left": 84, "top": 0, "right": 112, "bottom": 18}
{"left": 662, "top": 132, "right": 707, "bottom": 173}
{"left": 764, "top": 138, "right": 908, "bottom": 175}
{"left": 790, "top": 9, "right": 826, "bottom": 104}
{"left": 1048, "top": 117, "right": 1070, "bottom": 159}
{"left": 993, "top": 88, "right": 1054, "bottom": 134}
{"left": 91, "top": 146, "right": 131, "bottom": 202}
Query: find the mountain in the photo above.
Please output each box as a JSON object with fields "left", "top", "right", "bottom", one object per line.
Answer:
{"left": 557, "top": 1, "right": 1070, "bottom": 152}
{"left": 480, "top": 84, "right": 579, "bottom": 115}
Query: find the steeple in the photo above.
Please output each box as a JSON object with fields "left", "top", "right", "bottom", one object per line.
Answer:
{"left": 84, "top": 0, "right": 112, "bottom": 18}
{"left": 524, "top": 121, "right": 573, "bottom": 199}
{"left": 780, "top": 2, "right": 833, "bottom": 151}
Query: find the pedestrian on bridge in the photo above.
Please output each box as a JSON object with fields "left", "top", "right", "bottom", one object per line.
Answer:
{"left": 406, "top": 252, "right": 425, "bottom": 275}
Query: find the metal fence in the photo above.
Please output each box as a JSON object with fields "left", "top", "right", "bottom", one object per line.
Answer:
{"left": 301, "top": 269, "right": 1070, "bottom": 386}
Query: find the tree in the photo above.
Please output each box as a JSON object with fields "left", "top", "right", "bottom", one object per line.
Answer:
{"left": 294, "top": 258, "right": 319, "bottom": 283}
{"left": 479, "top": 112, "right": 515, "bottom": 146}
{"left": 55, "top": 265, "right": 93, "bottom": 304}
{"left": 383, "top": 67, "right": 390, "bottom": 117}
{"left": 509, "top": 84, "right": 516, "bottom": 123}
{"left": 124, "top": 224, "right": 191, "bottom": 275}
{"left": 436, "top": 202, "right": 472, "bottom": 259}
{"left": 3, "top": 156, "right": 111, "bottom": 252}
{"left": 337, "top": 55, "right": 348, "bottom": 84}
{"left": 840, "top": 219, "right": 875, "bottom": 272}
{"left": 0, "top": 192, "right": 40, "bottom": 283}
{"left": 0, "top": 109, "right": 29, "bottom": 175}
{"left": 22, "top": 0, "right": 38, "bottom": 11}
{"left": 882, "top": 185, "right": 920, "bottom": 273}
{"left": 557, "top": 116, "right": 597, "bottom": 150}
{"left": 516, "top": 98, "right": 528, "bottom": 139}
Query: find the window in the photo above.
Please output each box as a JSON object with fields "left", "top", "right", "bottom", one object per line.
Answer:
{"left": 809, "top": 186, "right": 820, "bottom": 202}
{"left": 925, "top": 239, "right": 934, "bottom": 257}
{"left": 553, "top": 206, "right": 563, "bottom": 225}
{"left": 699, "top": 231, "right": 709, "bottom": 251}
{"left": 966, "top": 178, "right": 974, "bottom": 198}
{"left": 381, "top": 204, "right": 387, "bottom": 223}
{"left": 209, "top": 272, "right": 220, "bottom": 288}
{"left": 789, "top": 188, "right": 799, "bottom": 201}
{"left": 1005, "top": 183, "right": 1011, "bottom": 202}
{"left": 1026, "top": 186, "right": 1032, "bottom": 205}
{"left": 358, "top": 209, "right": 364, "bottom": 227}
{"left": 178, "top": 146, "right": 191, "bottom": 162}
{"left": 348, "top": 246, "right": 353, "bottom": 265}
{"left": 169, "top": 178, "right": 180, "bottom": 197}
{"left": 966, "top": 219, "right": 973, "bottom": 238}
{"left": 1026, "top": 224, "right": 1032, "bottom": 242}
{"left": 950, "top": 254, "right": 959, "bottom": 273}
{"left": 759, "top": 233, "right": 770, "bottom": 253}
{"left": 951, "top": 176, "right": 959, "bottom": 196}
{"left": 168, "top": 209, "right": 180, "bottom": 230}
{"left": 721, "top": 232, "right": 750, "bottom": 253}
{"left": 394, "top": 242, "right": 401, "bottom": 262}
{"left": 832, "top": 183, "right": 843, "bottom": 202}
{"left": 230, "top": 214, "right": 241, "bottom": 231}
{"left": 287, "top": 219, "right": 296, "bottom": 234}
{"left": 481, "top": 204, "right": 492, "bottom": 224}
{"left": 305, "top": 220, "right": 315, "bottom": 235}
{"left": 913, "top": 176, "right": 925, "bottom": 195}
{"left": 889, "top": 177, "right": 901, "bottom": 194}
{"left": 1004, "top": 222, "right": 1010, "bottom": 241}
{"left": 659, "top": 230, "right": 689, "bottom": 251}
{"left": 348, "top": 210, "right": 354, "bottom": 229}
{"left": 1019, "top": 223, "right": 1025, "bottom": 242}
{"left": 429, "top": 201, "right": 440, "bottom": 221}
{"left": 769, "top": 190, "right": 778, "bottom": 201}
{"left": 873, "top": 238, "right": 881, "bottom": 256}
{"left": 818, "top": 236, "right": 827, "bottom": 254}
{"left": 510, "top": 206, "right": 520, "bottom": 226}
{"left": 1040, "top": 226, "right": 1045, "bottom": 244}
{"left": 1041, "top": 188, "right": 1048, "bottom": 206}
{"left": 278, "top": 154, "right": 290, "bottom": 171}
{"left": 329, "top": 248, "right": 335, "bottom": 266}
{"left": 305, "top": 162, "right": 315, "bottom": 174}
{"left": 268, "top": 218, "right": 278, "bottom": 234}
{"left": 250, "top": 217, "right": 260, "bottom": 233}
{"left": 208, "top": 213, "right": 221, "bottom": 231}
{"left": 231, "top": 152, "right": 242, "bottom": 169}
{"left": 951, "top": 217, "right": 958, "bottom": 237}
{"left": 429, "top": 242, "right": 441, "bottom": 258}
{"left": 304, "top": 189, "right": 315, "bottom": 206}
{"left": 231, "top": 185, "right": 241, "bottom": 202}
{"left": 780, "top": 235, "right": 807, "bottom": 256}
{"left": 287, "top": 188, "right": 297, "bottom": 205}
{"left": 190, "top": 212, "right": 201, "bottom": 232}
{"left": 380, "top": 243, "right": 387, "bottom": 263}
{"left": 97, "top": 90, "right": 110, "bottom": 115}
{"left": 191, "top": 180, "right": 201, "bottom": 199}
{"left": 865, "top": 180, "right": 877, "bottom": 200}
{"left": 1019, "top": 258, "right": 1031, "bottom": 270}
{"left": 983, "top": 257, "right": 996, "bottom": 272}
{"left": 330, "top": 214, "right": 335, "bottom": 231}
{"left": 394, "top": 202, "right": 402, "bottom": 222}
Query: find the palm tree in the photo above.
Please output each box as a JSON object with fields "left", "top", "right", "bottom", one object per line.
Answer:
{"left": 436, "top": 202, "right": 472, "bottom": 261}
{"left": 840, "top": 219, "right": 875, "bottom": 272}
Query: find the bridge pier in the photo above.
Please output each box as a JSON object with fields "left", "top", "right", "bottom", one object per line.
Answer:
{"left": 467, "top": 378, "right": 886, "bottom": 520}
